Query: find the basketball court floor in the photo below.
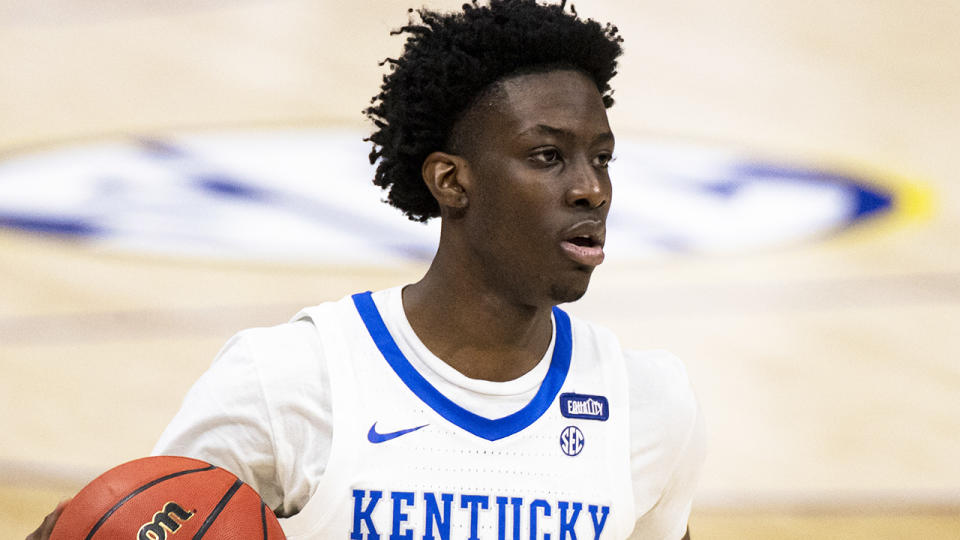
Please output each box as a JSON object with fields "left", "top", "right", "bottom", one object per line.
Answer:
{"left": 1, "top": 1, "right": 958, "bottom": 538}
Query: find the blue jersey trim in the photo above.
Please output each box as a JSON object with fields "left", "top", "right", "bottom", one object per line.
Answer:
{"left": 351, "top": 291, "right": 572, "bottom": 441}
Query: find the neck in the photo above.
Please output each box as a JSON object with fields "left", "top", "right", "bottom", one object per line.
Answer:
{"left": 402, "top": 242, "right": 554, "bottom": 382}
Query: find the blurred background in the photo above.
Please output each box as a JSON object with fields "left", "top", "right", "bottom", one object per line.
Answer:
{"left": 1, "top": 1, "right": 958, "bottom": 538}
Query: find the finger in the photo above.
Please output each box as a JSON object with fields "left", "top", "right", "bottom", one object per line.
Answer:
{"left": 26, "top": 498, "right": 72, "bottom": 540}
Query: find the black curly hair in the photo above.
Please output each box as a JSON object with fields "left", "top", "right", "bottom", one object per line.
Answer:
{"left": 364, "top": 0, "right": 624, "bottom": 222}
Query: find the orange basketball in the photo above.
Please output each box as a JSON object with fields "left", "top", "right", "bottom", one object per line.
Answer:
{"left": 50, "top": 456, "right": 285, "bottom": 540}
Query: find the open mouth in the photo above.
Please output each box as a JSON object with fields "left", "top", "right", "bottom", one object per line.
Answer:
{"left": 559, "top": 220, "right": 605, "bottom": 267}
{"left": 560, "top": 236, "right": 604, "bottom": 266}
{"left": 567, "top": 235, "right": 598, "bottom": 248}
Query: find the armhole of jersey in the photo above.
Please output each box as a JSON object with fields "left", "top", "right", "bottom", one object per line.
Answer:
{"left": 596, "top": 322, "right": 638, "bottom": 535}
{"left": 280, "top": 301, "right": 356, "bottom": 537}
{"left": 561, "top": 316, "right": 636, "bottom": 536}
{"left": 623, "top": 349, "right": 700, "bottom": 535}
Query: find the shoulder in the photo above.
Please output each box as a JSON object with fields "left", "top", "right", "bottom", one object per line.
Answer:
{"left": 565, "top": 311, "right": 624, "bottom": 359}
{"left": 227, "top": 319, "right": 322, "bottom": 365}
{"left": 566, "top": 316, "right": 697, "bottom": 427}
{"left": 566, "top": 315, "right": 700, "bottom": 457}
{"left": 624, "top": 350, "right": 701, "bottom": 472}
{"left": 199, "top": 320, "right": 320, "bottom": 389}
{"left": 154, "top": 305, "right": 343, "bottom": 516}
{"left": 219, "top": 295, "right": 354, "bottom": 382}
{"left": 624, "top": 349, "right": 698, "bottom": 428}
{"left": 156, "top": 315, "right": 328, "bottom": 426}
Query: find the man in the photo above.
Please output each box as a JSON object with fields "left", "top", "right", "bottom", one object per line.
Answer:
{"left": 29, "top": 1, "right": 703, "bottom": 538}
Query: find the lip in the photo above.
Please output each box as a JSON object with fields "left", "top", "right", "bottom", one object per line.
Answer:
{"left": 559, "top": 220, "right": 606, "bottom": 267}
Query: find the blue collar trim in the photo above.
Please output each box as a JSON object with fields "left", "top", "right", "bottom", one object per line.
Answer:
{"left": 351, "top": 291, "right": 571, "bottom": 441}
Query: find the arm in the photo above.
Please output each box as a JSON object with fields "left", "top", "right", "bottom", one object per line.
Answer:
{"left": 153, "top": 322, "right": 333, "bottom": 517}
{"left": 152, "top": 331, "right": 283, "bottom": 507}
{"left": 26, "top": 334, "right": 277, "bottom": 540}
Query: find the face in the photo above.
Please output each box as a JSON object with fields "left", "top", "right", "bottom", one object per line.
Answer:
{"left": 456, "top": 69, "right": 614, "bottom": 306}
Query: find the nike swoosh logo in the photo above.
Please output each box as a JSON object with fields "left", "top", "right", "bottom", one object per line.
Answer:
{"left": 367, "top": 422, "right": 428, "bottom": 443}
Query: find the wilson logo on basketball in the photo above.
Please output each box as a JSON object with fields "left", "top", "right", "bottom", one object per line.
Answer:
{"left": 137, "top": 502, "right": 194, "bottom": 540}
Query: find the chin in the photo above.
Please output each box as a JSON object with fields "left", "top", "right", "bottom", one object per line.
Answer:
{"left": 548, "top": 282, "right": 589, "bottom": 304}
{"left": 546, "top": 266, "right": 596, "bottom": 304}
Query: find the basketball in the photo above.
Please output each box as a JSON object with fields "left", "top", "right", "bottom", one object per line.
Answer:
{"left": 49, "top": 456, "right": 285, "bottom": 540}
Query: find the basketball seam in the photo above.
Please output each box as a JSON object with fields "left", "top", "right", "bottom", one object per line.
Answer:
{"left": 260, "top": 502, "right": 267, "bottom": 540}
{"left": 84, "top": 465, "right": 216, "bottom": 540}
{"left": 192, "top": 478, "right": 243, "bottom": 540}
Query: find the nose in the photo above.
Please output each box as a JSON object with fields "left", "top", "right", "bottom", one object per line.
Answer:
{"left": 564, "top": 159, "right": 610, "bottom": 210}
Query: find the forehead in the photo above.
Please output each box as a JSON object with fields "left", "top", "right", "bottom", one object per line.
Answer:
{"left": 473, "top": 70, "right": 612, "bottom": 142}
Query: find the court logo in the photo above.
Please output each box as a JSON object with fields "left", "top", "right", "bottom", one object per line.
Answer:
{"left": 560, "top": 426, "right": 585, "bottom": 457}
{"left": 559, "top": 393, "right": 609, "bottom": 421}
{"left": 138, "top": 501, "right": 194, "bottom": 540}
{"left": 0, "top": 129, "right": 918, "bottom": 264}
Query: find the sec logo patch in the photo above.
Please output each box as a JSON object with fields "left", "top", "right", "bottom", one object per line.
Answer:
{"left": 560, "top": 426, "right": 585, "bottom": 457}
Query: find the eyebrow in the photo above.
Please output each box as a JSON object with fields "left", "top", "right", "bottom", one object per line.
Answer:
{"left": 518, "top": 124, "right": 615, "bottom": 145}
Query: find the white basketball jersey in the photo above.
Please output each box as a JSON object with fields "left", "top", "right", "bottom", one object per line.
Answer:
{"left": 279, "top": 291, "right": 636, "bottom": 540}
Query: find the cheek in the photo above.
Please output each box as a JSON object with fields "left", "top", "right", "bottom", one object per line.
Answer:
{"left": 470, "top": 162, "right": 558, "bottom": 247}
{"left": 484, "top": 187, "right": 549, "bottom": 241}
{"left": 473, "top": 196, "right": 527, "bottom": 249}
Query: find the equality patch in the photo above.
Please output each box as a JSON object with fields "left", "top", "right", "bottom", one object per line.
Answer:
{"left": 559, "top": 393, "right": 609, "bottom": 421}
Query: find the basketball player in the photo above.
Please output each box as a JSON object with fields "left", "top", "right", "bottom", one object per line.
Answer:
{"left": 28, "top": 1, "right": 703, "bottom": 538}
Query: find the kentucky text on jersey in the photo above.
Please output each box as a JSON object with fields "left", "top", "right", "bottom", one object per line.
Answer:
{"left": 350, "top": 490, "right": 611, "bottom": 540}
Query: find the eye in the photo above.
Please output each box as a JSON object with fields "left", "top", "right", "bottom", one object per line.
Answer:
{"left": 530, "top": 148, "right": 562, "bottom": 165}
{"left": 593, "top": 152, "right": 614, "bottom": 169}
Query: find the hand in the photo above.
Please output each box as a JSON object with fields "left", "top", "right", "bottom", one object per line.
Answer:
{"left": 25, "top": 498, "right": 71, "bottom": 540}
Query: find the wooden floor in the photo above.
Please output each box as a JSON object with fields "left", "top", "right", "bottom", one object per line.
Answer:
{"left": 2, "top": 1, "right": 958, "bottom": 538}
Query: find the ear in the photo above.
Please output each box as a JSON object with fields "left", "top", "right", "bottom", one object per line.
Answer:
{"left": 422, "top": 151, "right": 470, "bottom": 210}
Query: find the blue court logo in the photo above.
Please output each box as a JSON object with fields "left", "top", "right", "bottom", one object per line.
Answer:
{"left": 560, "top": 426, "right": 585, "bottom": 457}
{"left": 0, "top": 129, "right": 920, "bottom": 264}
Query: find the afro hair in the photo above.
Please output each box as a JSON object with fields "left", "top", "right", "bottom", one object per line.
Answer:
{"left": 365, "top": 0, "right": 624, "bottom": 222}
